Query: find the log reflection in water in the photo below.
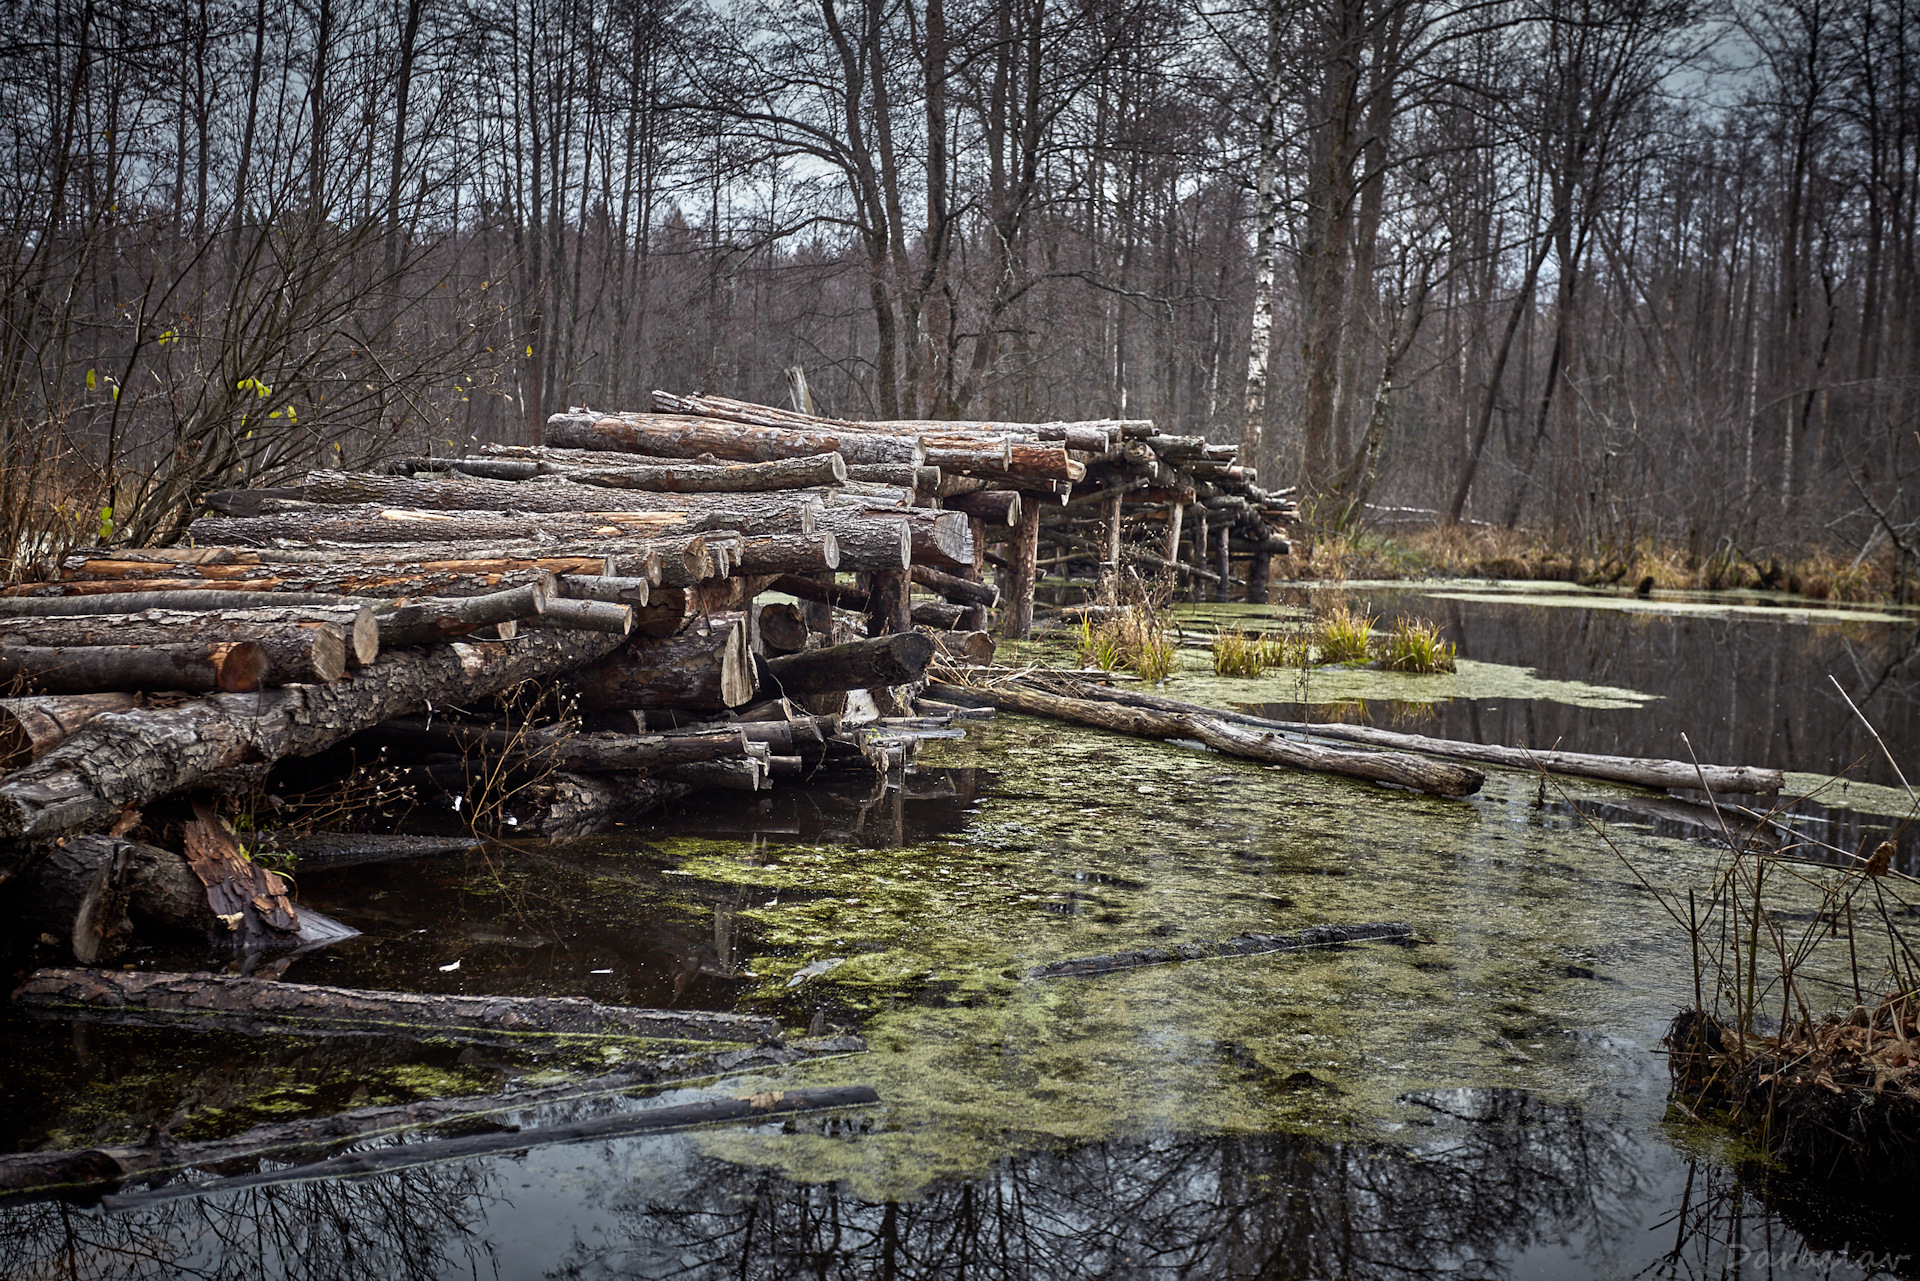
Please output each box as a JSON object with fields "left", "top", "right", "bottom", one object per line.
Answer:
{"left": 0, "top": 1162, "right": 505, "bottom": 1281}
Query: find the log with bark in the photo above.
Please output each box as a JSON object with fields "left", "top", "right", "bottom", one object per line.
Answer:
{"left": 190, "top": 506, "right": 711, "bottom": 546}
{"left": 0, "top": 629, "right": 629, "bottom": 844}
{"left": 760, "top": 633, "right": 937, "bottom": 699}
{"left": 732, "top": 533, "right": 840, "bottom": 576}
{"left": 753, "top": 601, "right": 811, "bottom": 654}
{"left": 821, "top": 507, "right": 972, "bottom": 569}
{"left": 660, "top": 757, "right": 769, "bottom": 792}
{"left": 359, "top": 718, "right": 751, "bottom": 774}
{"left": 523, "top": 771, "right": 695, "bottom": 836}
{"left": 545, "top": 410, "right": 922, "bottom": 466}
{"left": 846, "top": 463, "right": 941, "bottom": 490}
{"left": 524, "top": 452, "right": 846, "bottom": 492}
{"left": 521, "top": 597, "right": 634, "bottom": 634}
{"left": 1026, "top": 922, "right": 1418, "bottom": 978}
{"left": 923, "top": 680, "right": 1484, "bottom": 798}
{"left": 11, "top": 561, "right": 558, "bottom": 601}
{"left": 651, "top": 392, "right": 1133, "bottom": 454}
{"left": 557, "top": 574, "right": 651, "bottom": 606}
{"left": 910, "top": 599, "right": 966, "bottom": 630}
{"left": 910, "top": 563, "right": 998, "bottom": 608}
{"left": 942, "top": 489, "right": 1022, "bottom": 526}
{"left": 0, "top": 590, "right": 393, "bottom": 617}
{"left": 263, "top": 832, "right": 485, "bottom": 872}
{"left": 373, "top": 581, "right": 552, "bottom": 647}
{"left": 0, "top": 641, "right": 269, "bottom": 694}
{"left": 569, "top": 611, "right": 756, "bottom": 711}
{"left": 0, "top": 693, "right": 139, "bottom": 768}
{"left": 1061, "top": 684, "right": 1786, "bottom": 795}
{"left": 927, "top": 630, "right": 996, "bottom": 666}
{"left": 1002, "top": 499, "right": 1044, "bottom": 639}
{"left": 0, "top": 613, "right": 356, "bottom": 685}
{"left": 12, "top": 967, "right": 783, "bottom": 1043}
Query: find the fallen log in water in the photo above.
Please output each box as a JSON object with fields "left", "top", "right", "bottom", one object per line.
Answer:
{"left": 13, "top": 967, "right": 783, "bottom": 1044}
{"left": 525, "top": 771, "right": 696, "bottom": 836}
{"left": 1059, "top": 682, "right": 1785, "bottom": 796}
{"left": 0, "top": 629, "right": 628, "bottom": 845}
{"left": 1027, "top": 922, "right": 1417, "bottom": 978}
{"left": 0, "top": 641, "right": 269, "bottom": 693}
{"left": 0, "top": 1037, "right": 868, "bottom": 1201}
{"left": 99, "top": 1083, "right": 883, "bottom": 1210}
{"left": 924, "top": 680, "right": 1483, "bottom": 798}
{"left": 262, "top": 832, "right": 485, "bottom": 871}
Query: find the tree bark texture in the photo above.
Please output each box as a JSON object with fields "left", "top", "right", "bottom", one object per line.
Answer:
{"left": 0, "top": 693, "right": 140, "bottom": 768}
{"left": 0, "top": 642, "right": 269, "bottom": 694}
{"left": 0, "top": 615, "right": 352, "bottom": 684}
{"left": 570, "top": 611, "right": 756, "bottom": 711}
{"left": 545, "top": 410, "right": 922, "bottom": 466}
{"left": 761, "top": 633, "right": 936, "bottom": 698}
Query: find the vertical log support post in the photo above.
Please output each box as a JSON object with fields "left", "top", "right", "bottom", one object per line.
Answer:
{"left": 1190, "top": 508, "right": 1210, "bottom": 603}
{"left": 1163, "top": 502, "right": 1185, "bottom": 565}
{"left": 1099, "top": 489, "right": 1123, "bottom": 602}
{"left": 867, "top": 570, "right": 911, "bottom": 636}
{"left": 959, "top": 516, "right": 990, "bottom": 632}
{"left": 1212, "top": 527, "right": 1231, "bottom": 602}
{"left": 1003, "top": 496, "right": 1043, "bottom": 639}
{"left": 1247, "top": 529, "right": 1271, "bottom": 605}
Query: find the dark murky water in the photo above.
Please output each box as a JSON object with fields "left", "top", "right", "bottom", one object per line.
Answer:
{"left": 2, "top": 583, "right": 1917, "bottom": 1279}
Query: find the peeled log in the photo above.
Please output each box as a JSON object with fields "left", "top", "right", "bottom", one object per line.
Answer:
{"left": 0, "top": 633, "right": 629, "bottom": 848}
{"left": 572, "top": 611, "right": 756, "bottom": 711}
{"left": 13, "top": 967, "right": 783, "bottom": 1044}
{"left": 545, "top": 410, "right": 922, "bottom": 467}
{"left": 925, "top": 681, "right": 1484, "bottom": 799}
{"left": 539, "top": 452, "right": 846, "bottom": 492}
{"left": 0, "top": 642, "right": 268, "bottom": 694}
{"left": 0, "top": 693, "right": 139, "bottom": 768}
{"left": 761, "top": 633, "right": 936, "bottom": 698}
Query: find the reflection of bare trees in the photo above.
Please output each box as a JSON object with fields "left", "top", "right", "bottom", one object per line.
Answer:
{"left": 552, "top": 1090, "right": 1650, "bottom": 1280}
{"left": 0, "top": 1164, "right": 505, "bottom": 1281}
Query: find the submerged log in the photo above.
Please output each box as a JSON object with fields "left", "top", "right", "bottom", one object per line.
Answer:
{"left": 1065, "top": 685, "right": 1786, "bottom": 796}
{"left": 571, "top": 611, "right": 756, "bottom": 711}
{"left": 1027, "top": 922, "right": 1417, "bottom": 979}
{"left": 761, "top": 633, "right": 937, "bottom": 698}
{"left": 0, "top": 1038, "right": 867, "bottom": 1200}
{"left": 13, "top": 967, "right": 783, "bottom": 1043}
{"left": 0, "top": 693, "right": 140, "bottom": 768}
{"left": 0, "top": 629, "right": 628, "bottom": 842}
{"left": 527, "top": 771, "right": 695, "bottom": 836}
{"left": 97, "top": 1084, "right": 881, "bottom": 1209}
{"left": 264, "top": 832, "right": 485, "bottom": 872}
{"left": 0, "top": 642, "right": 268, "bottom": 694}
{"left": 660, "top": 757, "right": 769, "bottom": 792}
{"left": 924, "top": 681, "right": 1484, "bottom": 798}
{"left": 545, "top": 409, "right": 922, "bottom": 466}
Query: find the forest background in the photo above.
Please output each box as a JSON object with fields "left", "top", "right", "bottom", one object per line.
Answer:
{"left": 2, "top": 0, "right": 1915, "bottom": 587}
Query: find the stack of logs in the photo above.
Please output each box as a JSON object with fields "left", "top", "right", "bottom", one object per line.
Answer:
{"left": 0, "top": 390, "right": 1287, "bottom": 962}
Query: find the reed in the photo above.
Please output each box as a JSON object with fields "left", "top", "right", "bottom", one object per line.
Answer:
{"left": 1313, "top": 605, "right": 1375, "bottom": 664}
{"left": 1381, "top": 617, "right": 1456, "bottom": 673}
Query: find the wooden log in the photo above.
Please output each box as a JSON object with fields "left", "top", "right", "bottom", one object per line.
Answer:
{"left": 0, "top": 642, "right": 268, "bottom": 694}
{"left": 360, "top": 718, "right": 749, "bottom": 773}
{"left": 5, "top": 836, "right": 137, "bottom": 963}
{"left": 822, "top": 507, "right": 972, "bottom": 569}
{"left": 1213, "top": 525, "right": 1231, "bottom": 601}
{"left": 545, "top": 409, "right": 922, "bottom": 466}
{"left": 867, "top": 569, "right": 911, "bottom": 635}
{"left": 943, "top": 489, "right": 1021, "bottom": 526}
{"left": 0, "top": 613, "right": 352, "bottom": 685}
{"left": 0, "top": 591, "right": 383, "bottom": 618}
{"left": 1028, "top": 922, "right": 1415, "bottom": 979}
{"left": 557, "top": 574, "right": 651, "bottom": 606}
{"left": 571, "top": 611, "right": 756, "bottom": 710}
{"left": 909, "top": 563, "right": 998, "bottom": 608}
{"left": 846, "top": 463, "right": 940, "bottom": 489}
{"left": 13, "top": 562, "right": 557, "bottom": 601}
{"left": 374, "top": 581, "right": 550, "bottom": 647}
{"left": 297, "top": 471, "right": 827, "bottom": 534}
{"left": 768, "top": 573, "right": 869, "bottom": 612}
{"left": 1164, "top": 500, "right": 1185, "bottom": 562}
{"left": 0, "top": 693, "right": 139, "bottom": 768}
{"left": 534, "top": 452, "right": 845, "bottom": 492}
{"left": 814, "top": 512, "right": 911, "bottom": 572}
{"left": 762, "top": 633, "right": 936, "bottom": 698}
{"left": 924, "top": 681, "right": 1485, "bottom": 798}
{"left": 263, "top": 832, "right": 484, "bottom": 872}
{"left": 527, "top": 771, "right": 694, "bottom": 836}
{"left": 202, "top": 486, "right": 303, "bottom": 516}
{"left": 1067, "top": 685, "right": 1785, "bottom": 795}
{"left": 14, "top": 967, "right": 784, "bottom": 1043}
{"left": 651, "top": 393, "right": 1134, "bottom": 452}
{"left": 1002, "top": 498, "right": 1043, "bottom": 639}
{"left": 0, "top": 629, "right": 629, "bottom": 842}
{"left": 523, "top": 597, "right": 634, "bottom": 634}
{"left": 911, "top": 599, "right": 966, "bottom": 629}
{"left": 928, "top": 630, "right": 996, "bottom": 666}
{"left": 733, "top": 532, "right": 840, "bottom": 576}
{"left": 190, "top": 507, "right": 702, "bottom": 545}
{"left": 661, "top": 757, "right": 768, "bottom": 792}
{"left": 754, "top": 601, "right": 811, "bottom": 654}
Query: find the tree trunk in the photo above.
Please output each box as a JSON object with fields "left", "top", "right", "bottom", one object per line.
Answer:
{"left": 1002, "top": 498, "right": 1043, "bottom": 639}
{"left": 374, "top": 582, "right": 552, "bottom": 647}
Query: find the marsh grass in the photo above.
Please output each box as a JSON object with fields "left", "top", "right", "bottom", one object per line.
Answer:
{"left": 1077, "top": 570, "right": 1178, "bottom": 681}
{"left": 1381, "top": 617, "right": 1456, "bottom": 673}
{"left": 1314, "top": 605, "right": 1376, "bottom": 664}
{"left": 1210, "top": 628, "right": 1290, "bottom": 677}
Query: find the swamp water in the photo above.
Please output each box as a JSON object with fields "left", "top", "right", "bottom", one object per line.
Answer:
{"left": 2, "top": 581, "right": 1918, "bottom": 1279}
